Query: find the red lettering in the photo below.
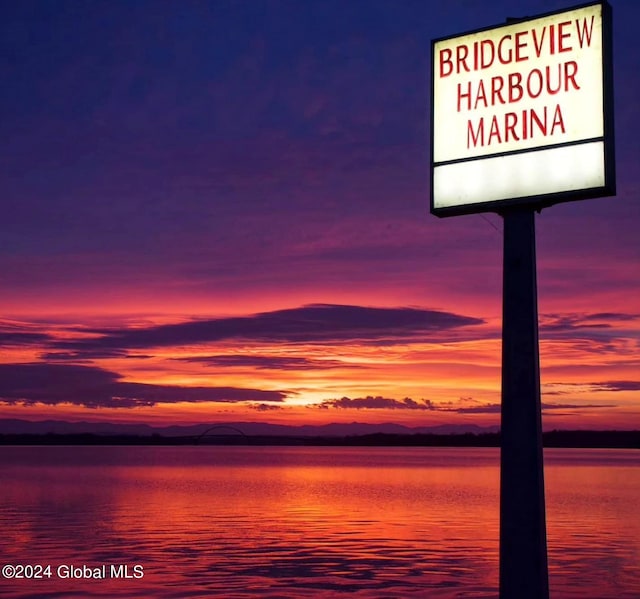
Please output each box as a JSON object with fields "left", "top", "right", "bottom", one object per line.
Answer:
{"left": 439, "top": 48, "right": 453, "bottom": 77}
{"left": 505, "top": 112, "right": 519, "bottom": 142}
{"left": 439, "top": 17, "right": 594, "bottom": 79}
{"left": 515, "top": 31, "right": 528, "bottom": 61}
{"left": 457, "top": 81, "right": 472, "bottom": 112}
{"left": 473, "top": 79, "right": 487, "bottom": 110}
{"left": 491, "top": 76, "right": 506, "bottom": 105}
{"left": 508, "top": 72, "right": 523, "bottom": 102}
{"left": 530, "top": 106, "right": 547, "bottom": 136}
{"left": 558, "top": 21, "right": 572, "bottom": 52}
{"left": 575, "top": 16, "right": 594, "bottom": 48}
{"left": 488, "top": 115, "right": 502, "bottom": 145}
{"left": 550, "top": 103, "right": 566, "bottom": 135}
{"left": 532, "top": 27, "right": 546, "bottom": 58}
{"left": 545, "top": 64, "right": 562, "bottom": 95}
{"left": 467, "top": 118, "right": 484, "bottom": 148}
{"left": 480, "top": 39, "right": 495, "bottom": 69}
{"left": 526, "top": 69, "right": 544, "bottom": 98}
{"left": 456, "top": 44, "right": 470, "bottom": 74}
{"left": 455, "top": 60, "right": 579, "bottom": 116}
{"left": 564, "top": 61, "right": 580, "bottom": 91}
{"left": 466, "top": 106, "right": 564, "bottom": 149}
{"left": 498, "top": 35, "right": 512, "bottom": 64}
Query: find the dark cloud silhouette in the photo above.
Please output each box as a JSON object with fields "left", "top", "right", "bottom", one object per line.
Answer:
{"left": 0, "top": 331, "right": 52, "bottom": 345}
{"left": 0, "top": 363, "right": 286, "bottom": 408}
{"left": 52, "top": 304, "right": 484, "bottom": 353}
{"left": 174, "top": 354, "right": 358, "bottom": 370}
{"left": 40, "top": 350, "right": 132, "bottom": 361}
{"left": 452, "top": 403, "right": 502, "bottom": 414}
{"left": 455, "top": 402, "right": 613, "bottom": 414}
{"left": 546, "top": 381, "right": 640, "bottom": 394}
{"left": 585, "top": 381, "right": 640, "bottom": 393}
{"left": 538, "top": 312, "right": 639, "bottom": 355}
{"left": 315, "top": 396, "right": 615, "bottom": 413}
{"left": 250, "top": 403, "right": 285, "bottom": 411}
{"left": 541, "top": 312, "right": 639, "bottom": 332}
{"left": 541, "top": 402, "right": 614, "bottom": 410}
{"left": 582, "top": 313, "right": 640, "bottom": 323}
{"left": 319, "top": 396, "right": 434, "bottom": 410}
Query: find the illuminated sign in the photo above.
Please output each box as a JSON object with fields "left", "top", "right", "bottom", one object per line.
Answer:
{"left": 430, "top": 1, "right": 615, "bottom": 217}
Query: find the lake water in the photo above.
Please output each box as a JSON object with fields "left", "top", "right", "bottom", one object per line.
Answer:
{"left": 0, "top": 446, "right": 638, "bottom": 598}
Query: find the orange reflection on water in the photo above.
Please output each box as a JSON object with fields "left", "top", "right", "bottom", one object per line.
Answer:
{"left": 1, "top": 447, "right": 638, "bottom": 598}
{"left": 545, "top": 449, "right": 640, "bottom": 599}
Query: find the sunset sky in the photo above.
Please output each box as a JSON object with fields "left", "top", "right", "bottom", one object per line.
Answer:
{"left": 1, "top": 0, "right": 638, "bottom": 430}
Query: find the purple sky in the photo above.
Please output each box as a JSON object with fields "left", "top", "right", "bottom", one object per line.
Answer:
{"left": 0, "top": 0, "right": 638, "bottom": 429}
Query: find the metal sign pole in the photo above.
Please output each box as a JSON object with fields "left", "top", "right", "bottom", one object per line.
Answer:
{"left": 499, "top": 208, "right": 549, "bottom": 599}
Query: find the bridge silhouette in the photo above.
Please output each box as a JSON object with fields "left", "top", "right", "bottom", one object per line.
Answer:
{"left": 193, "top": 425, "right": 248, "bottom": 444}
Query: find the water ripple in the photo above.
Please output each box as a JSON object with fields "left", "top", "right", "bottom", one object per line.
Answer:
{"left": 0, "top": 446, "right": 637, "bottom": 598}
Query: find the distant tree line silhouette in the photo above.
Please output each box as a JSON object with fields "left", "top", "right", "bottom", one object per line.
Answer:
{"left": 0, "top": 430, "right": 637, "bottom": 448}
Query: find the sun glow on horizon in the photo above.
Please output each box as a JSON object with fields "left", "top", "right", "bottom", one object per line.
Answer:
{"left": 0, "top": 299, "right": 637, "bottom": 430}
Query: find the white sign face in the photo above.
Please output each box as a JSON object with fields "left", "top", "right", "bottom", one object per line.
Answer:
{"left": 431, "top": 2, "right": 614, "bottom": 216}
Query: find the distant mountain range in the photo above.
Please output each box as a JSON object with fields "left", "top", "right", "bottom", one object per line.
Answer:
{"left": 0, "top": 418, "right": 499, "bottom": 437}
